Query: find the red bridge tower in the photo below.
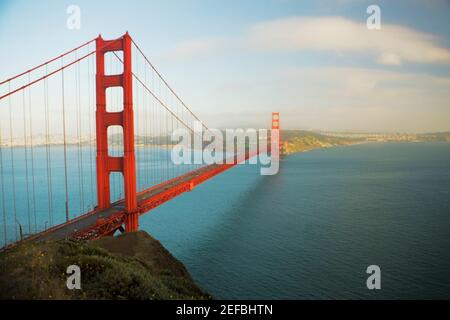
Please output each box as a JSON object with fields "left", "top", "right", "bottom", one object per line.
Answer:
{"left": 95, "top": 33, "right": 138, "bottom": 232}
{"left": 272, "top": 112, "right": 281, "bottom": 153}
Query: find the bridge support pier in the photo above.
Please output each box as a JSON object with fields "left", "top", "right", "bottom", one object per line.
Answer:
{"left": 96, "top": 32, "right": 138, "bottom": 232}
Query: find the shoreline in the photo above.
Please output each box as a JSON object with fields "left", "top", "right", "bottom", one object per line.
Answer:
{"left": 281, "top": 139, "right": 450, "bottom": 158}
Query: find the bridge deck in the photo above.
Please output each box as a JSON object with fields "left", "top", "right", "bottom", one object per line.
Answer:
{"left": 13, "top": 149, "right": 259, "bottom": 246}
{"left": 26, "top": 163, "right": 229, "bottom": 243}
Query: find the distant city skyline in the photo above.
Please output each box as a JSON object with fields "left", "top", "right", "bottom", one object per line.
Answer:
{"left": 0, "top": 0, "right": 449, "bottom": 133}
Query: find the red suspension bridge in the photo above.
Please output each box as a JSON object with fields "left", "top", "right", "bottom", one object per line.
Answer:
{"left": 0, "top": 33, "right": 280, "bottom": 247}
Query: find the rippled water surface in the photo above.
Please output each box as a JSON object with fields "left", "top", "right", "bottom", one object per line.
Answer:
{"left": 140, "top": 142, "right": 450, "bottom": 299}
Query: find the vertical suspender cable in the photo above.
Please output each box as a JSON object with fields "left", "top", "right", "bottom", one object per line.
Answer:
{"left": 90, "top": 49, "right": 96, "bottom": 206}
{"left": 159, "top": 76, "right": 164, "bottom": 182}
{"left": 152, "top": 70, "right": 156, "bottom": 186}
{"left": 0, "top": 126, "right": 7, "bottom": 245}
{"left": 28, "top": 73, "right": 37, "bottom": 232}
{"left": 8, "top": 82, "right": 18, "bottom": 239}
{"left": 87, "top": 46, "right": 94, "bottom": 207}
{"left": 171, "top": 114, "right": 174, "bottom": 179}
{"left": 61, "top": 58, "right": 70, "bottom": 222}
{"left": 22, "top": 89, "right": 31, "bottom": 234}
{"left": 44, "top": 66, "right": 53, "bottom": 227}
{"left": 144, "top": 66, "right": 149, "bottom": 188}
{"left": 150, "top": 69, "right": 154, "bottom": 186}
{"left": 76, "top": 51, "right": 85, "bottom": 213}
{"left": 74, "top": 51, "right": 83, "bottom": 213}
{"left": 79, "top": 53, "right": 85, "bottom": 210}
{"left": 75, "top": 51, "right": 81, "bottom": 210}
{"left": 158, "top": 91, "right": 164, "bottom": 183}
{"left": 131, "top": 40, "right": 209, "bottom": 132}
{"left": 135, "top": 52, "right": 141, "bottom": 191}
{"left": 175, "top": 98, "right": 179, "bottom": 178}
{"left": 166, "top": 98, "right": 169, "bottom": 180}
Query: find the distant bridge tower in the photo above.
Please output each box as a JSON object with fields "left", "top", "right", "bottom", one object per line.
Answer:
{"left": 95, "top": 32, "right": 138, "bottom": 232}
{"left": 271, "top": 112, "right": 281, "bottom": 153}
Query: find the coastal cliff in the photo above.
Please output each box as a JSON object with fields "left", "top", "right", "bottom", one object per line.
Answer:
{"left": 0, "top": 231, "right": 210, "bottom": 300}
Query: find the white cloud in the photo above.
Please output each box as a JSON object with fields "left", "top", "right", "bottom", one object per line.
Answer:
{"left": 273, "top": 66, "right": 450, "bottom": 132}
{"left": 166, "top": 37, "right": 229, "bottom": 61}
{"left": 163, "top": 16, "right": 450, "bottom": 131}
{"left": 192, "top": 65, "right": 450, "bottom": 132}
{"left": 166, "top": 16, "right": 450, "bottom": 66}
{"left": 377, "top": 53, "right": 402, "bottom": 66}
{"left": 246, "top": 16, "right": 450, "bottom": 65}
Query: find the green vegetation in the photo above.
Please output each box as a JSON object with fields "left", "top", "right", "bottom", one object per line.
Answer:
{"left": 0, "top": 231, "right": 210, "bottom": 300}
{"left": 281, "top": 130, "right": 361, "bottom": 155}
{"left": 280, "top": 130, "right": 450, "bottom": 156}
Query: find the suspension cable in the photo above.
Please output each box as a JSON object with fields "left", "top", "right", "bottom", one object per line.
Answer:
{"left": 27, "top": 73, "right": 37, "bottom": 232}
{"left": 165, "top": 91, "right": 169, "bottom": 180}
{"left": 144, "top": 64, "right": 149, "bottom": 187}
{"left": 131, "top": 38, "right": 209, "bottom": 131}
{"left": 0, "top": 126, "right": 7, "bottom": 245}
{"left": 61, "top": 58, "right": 70, "bottom": 222}
{"left": 135, "top": 51, "right": 141, "bottom": 190}
{"left": 44, "top": 66, "right": 53, "bottom": 227}
{"left": 87, "top": 44, "right": 95, "bottom": 206}
{"left": 22, "top": 89, "right": 31, "bottom": 234}
{"left": 0, "top": 35, "right": 136, "bottom": 103}
{"left": 0, "top": 50, "right": 97, "bottom": 101}
{"left": 7, "top": 82, "right": 18, "bottom": 239}
{"left": 75, "top": 50, "right": 84, "bottom": 214}
{"left": 111, "top": 52, "right": 197, "bottom": 136}
{"left": 0, "top": 38, "right": 95, "bottom": 86}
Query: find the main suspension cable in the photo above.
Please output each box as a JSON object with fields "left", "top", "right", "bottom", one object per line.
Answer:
{"left": 0, "top": 50, "right": 97, "bottom": 101}
{"left": 131, "top": 39, "right": 209, "bottom": 131}
{"left": 0, "top": 38, "right": 95, "bottom": 86}
{"left": 111, "top": 52, "right": 197, "bottom": 136}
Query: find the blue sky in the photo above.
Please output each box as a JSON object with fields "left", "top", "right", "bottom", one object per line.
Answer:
{"left": 0, "top": 0, "right": 449, "bottom": 132}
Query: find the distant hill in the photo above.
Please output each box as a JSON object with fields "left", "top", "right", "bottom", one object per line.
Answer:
{"left": 280, "top": 130, "right": 450, "bottom": 156}
{"left": 281, "top": 130, "right": 362, "bottom": 155}
{"left": 417, "top": 132, "right": 450, "bottom": 142}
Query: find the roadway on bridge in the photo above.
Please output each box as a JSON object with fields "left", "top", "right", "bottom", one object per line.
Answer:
{"left": 30, "top": 163, "right": 224, "bottom": 242}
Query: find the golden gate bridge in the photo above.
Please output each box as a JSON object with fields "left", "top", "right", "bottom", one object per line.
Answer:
{"left": 0, "top": 33, "right": 280, "bottom": 248}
